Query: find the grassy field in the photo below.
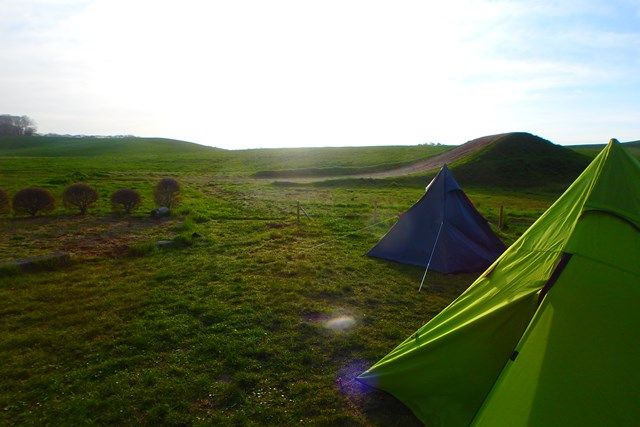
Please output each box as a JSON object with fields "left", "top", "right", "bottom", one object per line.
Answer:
{"left": 0, "top": 136, "right": 571, "bottom": 425}
{"left": 0, "top": 136, "right": 451, "bottom": 177}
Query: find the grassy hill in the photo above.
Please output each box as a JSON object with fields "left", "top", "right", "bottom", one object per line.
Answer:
{"left": 0, "top": 136, "right": 230, "bottom": 180}
{"left": 450, "top": 132, "right": 591, "bottom": 189}
{"left": 0, "top": 136, "right": 217, "bottom": 157}
{"left": 300, "top": 132, "right": 592, "bottom": 192}
{"left": 0, "top": 136, "right": 452, "bottom": 176}
{"left": 248, "top": 145, "right": 451, "bottom": 178}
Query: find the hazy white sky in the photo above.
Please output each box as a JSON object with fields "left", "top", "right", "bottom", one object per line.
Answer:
{"left": 1, "top": 0, "right": 639, "bottom": 148}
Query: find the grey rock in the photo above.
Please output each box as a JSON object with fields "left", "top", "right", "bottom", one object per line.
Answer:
{"left": 150, "top": 207, "right": 170, "bottom": 218}
{"left": 156, "top": 240, "right": 176, "bottom": 249}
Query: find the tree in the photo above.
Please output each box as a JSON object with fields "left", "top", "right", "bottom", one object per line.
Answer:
{"left": 111, "top": 189, "right": 141, "bottom": 214}
{"left": 154, "top": 178, "right": 180, "bottom": 209}
{"left": 0, "top": 115, "right": 37, "bottom": 136}
{"left": 13, "top": 188, "right": 55, "bottom": 217}
{"left": 63, "top": 183, "right": 98, "bottom": 215}
{"left": 0, "top": 189, "right": 9, "bottom": 215}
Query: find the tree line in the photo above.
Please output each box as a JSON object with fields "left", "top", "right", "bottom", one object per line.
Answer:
{"left": 0, "top": 178, "right": 181, "bottom": 217}
{"left": 0, "top": 115, "right": 37, "bottom": 136}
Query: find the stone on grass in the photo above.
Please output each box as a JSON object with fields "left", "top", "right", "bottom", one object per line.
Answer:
{"left": 156, "top": 240, "right": 177, "bottom": 249}
{"left": 150, "top": 206, "right": 170, "bottom": 218}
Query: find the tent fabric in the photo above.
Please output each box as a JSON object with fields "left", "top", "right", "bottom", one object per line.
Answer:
{"left": 357, "top": 140, "right": 640, "bottom": 426}
{"left": 367, "top": 165, "right": 505, "bottom": 273}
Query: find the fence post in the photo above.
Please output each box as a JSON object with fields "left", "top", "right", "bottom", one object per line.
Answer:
{"left": 297, "top": 200, "right": 301, "bottom": 224}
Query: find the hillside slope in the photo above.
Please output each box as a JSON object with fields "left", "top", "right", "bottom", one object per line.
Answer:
{"left": 450, "top": 132, "right": 590, "bottom": 188}
{"left": 247, "top": 145, "right": 451, "bottom": 177}
{"left": 0, "top": 136, "right": 218, "bottom": 157}
{"left": 348, "top": 133, "right": 507, "bottom": 178}
{"left": 253, "top": 135, "right": 498, "bottom": 179}
{"left": 306, "top": 132, "right": 592, "bottom": 190}
{"left": 0, "top": 136, "right": 453, "bottom": 175}
{"left": 257, "top": 132, "right": 589, "bottom": 187}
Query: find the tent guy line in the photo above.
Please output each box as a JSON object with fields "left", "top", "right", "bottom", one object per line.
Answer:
{"left": 418, "top": 220, "right": 444, "bottom": 292}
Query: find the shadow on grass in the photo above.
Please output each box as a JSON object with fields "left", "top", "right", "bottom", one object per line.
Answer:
{"left": 336, "top": 360, "right": 422, "bottom": 426}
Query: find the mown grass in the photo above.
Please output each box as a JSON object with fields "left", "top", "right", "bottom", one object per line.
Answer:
{"left": 0, "top": 136, "right": 562, "bottom": 425}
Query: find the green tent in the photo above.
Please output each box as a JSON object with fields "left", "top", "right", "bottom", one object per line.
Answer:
{"left": 358, "top": 139, "right": 640, "bottom": 426}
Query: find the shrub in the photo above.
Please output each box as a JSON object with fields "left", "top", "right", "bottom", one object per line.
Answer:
{"left": 0, "top": 189, "right": 9, "bottom": 214}
{"left": 13, "top": 188, "right": 56, "bottom": 217}
{"left": 111, "top": 188, "right": 142, "bottom": 214}
{"left": 63, "top": 183, "right": 98, "bottom": 215}
{"left": 154, "top": 178, "right": 181, "bottom": 209}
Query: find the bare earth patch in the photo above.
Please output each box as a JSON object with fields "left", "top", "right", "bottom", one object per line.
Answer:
{"left": 0, "top": 216, "right": 177, "bottom": 260}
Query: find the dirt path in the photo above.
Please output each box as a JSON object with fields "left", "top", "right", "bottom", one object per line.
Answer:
{"left": 265, "top": 133, "right": 505, "bottom": 183}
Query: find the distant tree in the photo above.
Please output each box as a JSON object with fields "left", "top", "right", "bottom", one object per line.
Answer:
{"left": 63, "top": 183, "right": 98, "bottom": 215}
{"left": 111, "top": 189, "right": 141, "bottom": 214}
{"left": 13, "top": 188, "right": 55, "bottom": 217}
{"left": 154, "top": 178, "right": 180, "bottom": 209}
{"left": 0, "top": 115, "right": 37, "bottom": 136}
{"left": 0, "top": 189, "right": 9, "bottom": 215}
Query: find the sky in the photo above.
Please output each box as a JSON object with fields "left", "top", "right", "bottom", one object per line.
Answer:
{"left": 1, "top": 0, "right": 639, "bottom": 149}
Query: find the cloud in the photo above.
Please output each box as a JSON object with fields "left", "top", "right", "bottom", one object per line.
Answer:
{"left": 0, "top": 0, "right": 638, "bottom": 146}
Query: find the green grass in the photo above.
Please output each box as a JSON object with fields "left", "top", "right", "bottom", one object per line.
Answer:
{"left": 0, "top": 136, "right": 216, "bottom": 157}
{"left": 250, "top": 145, "right": 451, "bottom": 178}
{"left": 0, "top": 136, "right": 451, "bottom": 177}
{"left": 0, "top": 135, "right": 568, "bottom": 425}
{"left": 271, "top": 132, "right": 593, "bottom": 192}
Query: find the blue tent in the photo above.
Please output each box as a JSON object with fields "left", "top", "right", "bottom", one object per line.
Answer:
{"left": 368, "top": 165, "right": 505, "bottom": 273}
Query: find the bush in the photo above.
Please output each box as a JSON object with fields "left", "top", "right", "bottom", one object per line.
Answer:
{"left": 0, "top": 189, "right": 9, "bottom": 215}
{"left": 154, "top": 178, "right": 180, "bottom": 209}
{"left": 13, "top": 188, "right": 56, "bottom": 217}
{"left": 63, "top": 183, "right": 98, "bottom": 215}
{"left": 111, "top": 188, "right": 142, "bottom": 214}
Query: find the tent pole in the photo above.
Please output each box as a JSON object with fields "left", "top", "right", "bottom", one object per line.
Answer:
{"left": 419, "top": 221, "right": 444, "bottom": 292}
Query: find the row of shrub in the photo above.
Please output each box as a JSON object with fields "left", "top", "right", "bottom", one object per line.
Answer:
{"left": 0, "top": 178, "right": 181, "bottom": 217}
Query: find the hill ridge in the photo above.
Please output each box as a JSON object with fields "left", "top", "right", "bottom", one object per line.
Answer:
{"left": 274, "top": 132, "right": 592, "bottom": 189}
{"left": 0, "top": 135, "right": 220, "bottom": 157}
